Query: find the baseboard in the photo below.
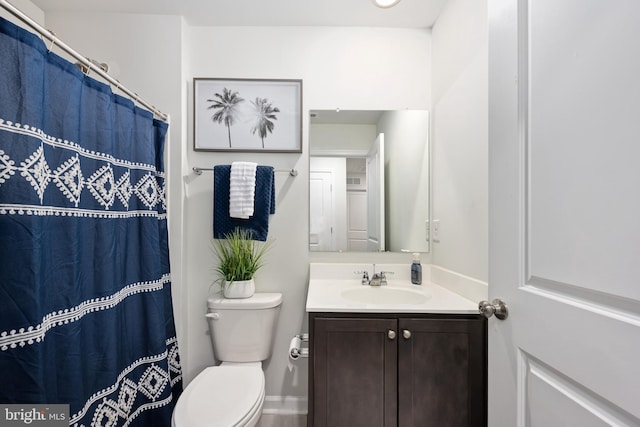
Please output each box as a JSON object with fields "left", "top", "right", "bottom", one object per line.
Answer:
{"left": 262, "top": 396, "right": 308, "bottom": 415}
{"left": 429, "top": 265, "right": 488, "bottom": 303}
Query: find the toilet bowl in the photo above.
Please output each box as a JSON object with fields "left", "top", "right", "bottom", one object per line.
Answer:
{"left": 172, "top": 364, "right": 264, "bottom": 427}
{"left": 172, "top": 293, "right": 282, "bottom": 427}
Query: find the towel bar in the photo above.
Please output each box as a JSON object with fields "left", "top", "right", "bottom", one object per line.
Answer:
{"left": 193, "top": 166, "right": 297, "bottom": 177}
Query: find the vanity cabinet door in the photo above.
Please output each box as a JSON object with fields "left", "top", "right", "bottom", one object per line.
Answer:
{"left": 311, "top": 317, "right": 398, "bottom": 427}
{"left": 398, "top": 317, "right": 487, "bottom": 427}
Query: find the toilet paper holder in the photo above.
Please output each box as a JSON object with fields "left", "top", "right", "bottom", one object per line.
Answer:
{"left": 289, "top": 333, "right": 309, "bottom": 359}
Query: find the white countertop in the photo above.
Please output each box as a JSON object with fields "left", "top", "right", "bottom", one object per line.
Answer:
{"left": 306, "top": 263, "right": 479, "bottom": 314}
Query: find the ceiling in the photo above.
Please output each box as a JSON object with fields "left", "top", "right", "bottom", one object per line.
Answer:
{"left": 29, "top": 0, "right": 448, "bottom": 28}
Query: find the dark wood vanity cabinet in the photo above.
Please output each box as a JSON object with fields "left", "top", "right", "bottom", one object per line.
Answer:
{"left": 308, "top": 313, "right": 487, "bottom": 427}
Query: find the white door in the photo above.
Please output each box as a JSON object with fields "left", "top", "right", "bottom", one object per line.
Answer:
{"left": 309, "top": 171, "right": 334, "bottom": 251}
{"left": 489, "top": 1, "right": 640, "bottom": 425}
{"left": 366, "top": 133, "right": 385, "bottom": 251}
{"left": 347, "top": 191, "right": 367, "bottom": 251}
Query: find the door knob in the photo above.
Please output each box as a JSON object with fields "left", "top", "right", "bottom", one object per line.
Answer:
{"left": 402, "top": 329, "right": 411, "bottom": 339}
{"left": 387, "top": 330, "right": 396, "bottom": 340}
{"left": 478, "top": 299, "right": 509, "bottom": 320}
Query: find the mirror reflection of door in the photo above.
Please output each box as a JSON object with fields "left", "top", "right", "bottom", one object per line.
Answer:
{"left": 309, "top": 170, "right": 334, "bottom": 251}
{"left": 309, "top": 157, "right": 346, "bottom": 251}
{"left": 346, "top": 158, "right": 367, "bottom": 251}
{"left": 366, "top": 133, "right": 385, "bottom": 251}
{"left": 310, "top": 133, "right": 384, "bottom": 252}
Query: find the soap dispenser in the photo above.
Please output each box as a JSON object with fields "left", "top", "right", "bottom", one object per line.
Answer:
{"left": 411, "top": 253, "right": 422, "bottom": 285}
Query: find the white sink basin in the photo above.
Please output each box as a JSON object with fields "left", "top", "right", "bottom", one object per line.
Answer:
{"left": 306, "top": 263, "right": 479, "bottom": 313}
{"left": 341, "top": 286, "right": 430, "bottom": 305}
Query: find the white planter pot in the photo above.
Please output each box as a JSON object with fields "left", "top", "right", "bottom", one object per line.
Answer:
{"left": 223, "top": 279, "right": 255, "bottom": 299}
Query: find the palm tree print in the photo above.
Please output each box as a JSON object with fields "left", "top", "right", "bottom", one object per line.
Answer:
{"left": 249, "top": 97, "right": 280, "bottom": 148}
{"left": 207, "top": 88, "right": 244, "bottom": 147}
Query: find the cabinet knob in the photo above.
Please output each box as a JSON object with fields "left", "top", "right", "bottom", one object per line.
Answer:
{"left": 402, "top": 329, "right": 411, "bottom": 340}
{"left": 387, "top": 330, "right": 396, "bottom": 340}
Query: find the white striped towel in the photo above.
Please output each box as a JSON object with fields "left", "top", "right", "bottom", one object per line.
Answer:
{"left": 229, "top": 161, "right": 258, "bottom": 219}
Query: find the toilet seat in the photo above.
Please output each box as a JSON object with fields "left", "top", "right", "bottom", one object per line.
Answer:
{"left": 172, "top": 365, "right": 265, "bottom": 427}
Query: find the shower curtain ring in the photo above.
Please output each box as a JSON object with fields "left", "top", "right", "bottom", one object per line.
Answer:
{"left": 46, "top": 30, "right": 57, "bottom": 52}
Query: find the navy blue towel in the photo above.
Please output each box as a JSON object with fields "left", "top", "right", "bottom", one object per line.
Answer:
{"left": 213, "top": 165, "right": 275, "bottom": 241}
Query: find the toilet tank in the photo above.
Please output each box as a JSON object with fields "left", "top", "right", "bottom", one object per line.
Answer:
{"left": 206, "top": 293, "right": 282, "bottom": 362}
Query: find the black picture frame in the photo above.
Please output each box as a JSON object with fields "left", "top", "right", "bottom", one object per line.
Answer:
{"left": 194, "top": 78, "right": 302, "bottom": 152}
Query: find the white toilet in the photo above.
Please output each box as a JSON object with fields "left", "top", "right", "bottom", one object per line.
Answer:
{"left": 172, "top": 293, "right": 283, "bottom": 427}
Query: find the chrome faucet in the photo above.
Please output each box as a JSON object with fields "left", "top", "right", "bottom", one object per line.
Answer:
{"left": 358, "top": 268, "right": 393, "bottom": 286}
{"left": 362, "top": 271, "right": 389, "bottom": 286}
{"left": 369, "top": 272, "right": 383, "bottom": 286}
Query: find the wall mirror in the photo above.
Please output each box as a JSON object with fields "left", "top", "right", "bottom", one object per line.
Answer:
{"left": 309, "top": 109, "right": 430, "bottom": 253}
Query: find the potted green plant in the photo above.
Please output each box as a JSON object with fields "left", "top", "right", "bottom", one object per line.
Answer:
{"left": 211, "top": 227, "right": 271, "bottom": 298}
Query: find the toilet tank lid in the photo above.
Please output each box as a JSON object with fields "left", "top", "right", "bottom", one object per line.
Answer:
{"left": 208, "top": 292, "right": 283, "bottom": 310}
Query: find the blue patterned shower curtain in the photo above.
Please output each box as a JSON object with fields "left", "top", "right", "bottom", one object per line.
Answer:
{"left": 0, "top": 16, "right": 182, "bottom": 426}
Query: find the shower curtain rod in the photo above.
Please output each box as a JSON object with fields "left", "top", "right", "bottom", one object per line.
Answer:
{"left": 0, "top": 0, "right": 168, "bottom": 121}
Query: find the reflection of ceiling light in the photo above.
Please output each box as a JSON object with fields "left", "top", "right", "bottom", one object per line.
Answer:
{"left": 372, "top": 0, "right": 401, "bottom": 8}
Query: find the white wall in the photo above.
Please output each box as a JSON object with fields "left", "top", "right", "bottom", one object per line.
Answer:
{"left": 16, "top": 7, "right": 432, "bottom": 407}
{"left": 0, "top": 0, "right": 44, "bottom": 26}
{"left": 3, "top": 0, "right": 494, "bottom": 411}
{"left": 184, "top": 25, "right": 432, "bottom": 403}
{"left": 309, "top": 123, "right": 377, "bottom": 155}
{"left": 431, "top": 0, "right": 488, "bottom": 281}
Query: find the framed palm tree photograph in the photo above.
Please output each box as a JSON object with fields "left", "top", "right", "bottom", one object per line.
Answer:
{"left": 194, "top": 78, "right": 302, "bottom": 152}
